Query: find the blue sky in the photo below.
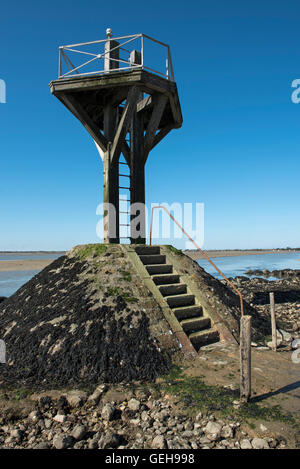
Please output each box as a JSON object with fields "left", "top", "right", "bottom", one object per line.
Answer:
{"left": 0, "top": 0, "right": 300, "bottom": 250}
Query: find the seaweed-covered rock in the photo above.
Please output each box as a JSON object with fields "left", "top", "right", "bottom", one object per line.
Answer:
{"left": 0, "top": 244, "right": 172, "bottom": 389}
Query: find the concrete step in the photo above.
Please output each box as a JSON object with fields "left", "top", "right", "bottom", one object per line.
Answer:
{"left": 146, "top": 264, "right": 173, "bottom": 275}
{"left": 166, "top": 294, "right": 195, "bottom": 308}
{"left": 189, "top": 329, "right": 220, "bottom": 351}
{"left": 140, "top": 254, "right": 166, "bottom": 265}
{"left": 180, "top": 317, "right": 211, "bottom": 333}
{"left": 173, "top": 305, "right": 203, "bottom": 320}
{"left": 159, "top": 284, "right": 187, "bottom": 297}
{"left": 135, "top": 246, "right": 160, "bottom": 255}
{"left": 152, "top": 274, "right": 180, "bottom": 285}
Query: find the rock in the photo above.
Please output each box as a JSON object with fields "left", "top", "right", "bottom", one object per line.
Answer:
{"left": 0, "top": 297, "right": 7, "bottom": 304}
{"left": 10, "top": 429, "right": 23, "bottom": 442}
{"left": 52, "top": 434, "right": 74, "bottom": 449}
{"left": 88, "top": 438, "right": 99, "bottom": 449}
{"left": 278, "top": 329, "right": 292, "bottom": 342}
{"left": 102, "top": 389, "right": 131, "bottom": 404}
{"left": 251, "top": 438, "right": 269, "bottom": 449}
{"left": 71, "top": 425, "right": 87, "bottom": 441}
{"left": 240, "top": 439, "right": 252, "bottom": 449}
{"left": 28, "top": 410, "right": 40, "bottom": 422}
{"left": 44, "top": 418, "right": 52, "bottom": 429}
{"left": 53, "top": 414, "right": 67, "bottom": 423}
{"left": 65, "top": 390, "right": 87, "bottom": 408}
{"left": 129, "top": 418, "right": 140, "bottom": 426}
{"left": 260, "top": 424, "right": 267, "bottom": 432}
{"left": 73, "top": 441, "right": 85, "bottom": 449}
{"left": 204, "top": 421, "right": 222, "bottom": 437}
{"left": 221, "top": 425, "right": 234, "bottom": 439}
{"left": 98, "top": 432, "right": 120, "bottom": 449}
{"left": 101, "top": 403, "right": 115, "bottom": 421}
{"left": 152, "top": 435, "right": 167, "bottom": 449}
{"left": 34, "top": 442, "right": 50, "bottom": 449}
{"left": 128, "top": 398, "right": 141, "bottom": 411}
{"left": 88, "top": 385, "right": 107, "bottom": 405}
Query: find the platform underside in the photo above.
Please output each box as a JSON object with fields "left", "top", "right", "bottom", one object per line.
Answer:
{"left": 49, "top": 69, "right": 182, "bottom": 132}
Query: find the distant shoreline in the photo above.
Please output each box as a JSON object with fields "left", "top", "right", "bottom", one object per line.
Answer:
{"left": 0, "top": 260, "right": 55, "bottom": 272}
{"left": 0, "top": 249, "right": 299, "bottom": 272}
{"left": 0, "top": 251, "right": 65, "bottom": 255}
{"left": 184, "top": 249, "right": 299, "bottom": 260}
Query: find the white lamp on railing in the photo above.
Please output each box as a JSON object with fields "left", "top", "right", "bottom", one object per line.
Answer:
{"left": 106, "top": 28, "right": 113, "bottom": 39}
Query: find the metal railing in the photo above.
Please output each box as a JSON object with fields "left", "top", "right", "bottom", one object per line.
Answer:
{"left": 149, "top": 206, "right": 245, "bottom": 317}
{"left": 58, "top": 33, "right": 174, "bottom": 81}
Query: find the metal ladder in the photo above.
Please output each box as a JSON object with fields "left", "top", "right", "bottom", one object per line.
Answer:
{"left": 119, "top": 151, "right": 131, "bottom": 243}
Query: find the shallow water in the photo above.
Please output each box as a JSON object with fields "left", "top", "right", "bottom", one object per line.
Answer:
{"left": 0, "top": 252, "right": 299, "bottom": 298}
{"left": 0, "top": 270, "right": 40, "bottom": 297}
{"left": 197, "top": 252, "right": 300, "bottom": 280}
{"left": 0, "top": 253, "right": 63, "bottom": 297}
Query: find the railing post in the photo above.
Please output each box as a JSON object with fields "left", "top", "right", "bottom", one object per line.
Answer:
{"left": 141, "top": 35, "right": 144, "bottom": 69}
{"left": 104, "top": 29, "right": 120, "bottom": 72}
{"left": 58, "top": 47, "right": 62, "bottom": 78}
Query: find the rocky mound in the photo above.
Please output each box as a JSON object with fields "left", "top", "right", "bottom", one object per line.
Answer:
{"left": 0, "top": 245, "right": 173, "bottom": 389}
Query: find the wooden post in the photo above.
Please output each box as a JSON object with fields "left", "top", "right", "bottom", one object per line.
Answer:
{"left": 103, "top": 143, "right": 119, "bottom": 243}
{"left": 240, "top": 315, "right": 252, "bottom": 402}
{"left": 270, "top": 292, "right": 277, "bottom": 351}
{"left": 105, "top": 39, "right": 119, "bottom": 71}
{"left": 103, "top": 104, "right": 119, "bottom": 243}
{"left": 130, "top": 90, "right": 146, "bottom": 244}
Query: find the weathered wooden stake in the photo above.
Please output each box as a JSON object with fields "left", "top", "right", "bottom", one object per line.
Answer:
{"left": 240, "top": 315, "right": 252, "bottom": 402}
{"left": 270, "top": 292, "right": 277, "bottom": 351}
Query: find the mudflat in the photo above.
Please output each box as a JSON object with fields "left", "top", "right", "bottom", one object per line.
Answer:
{"left": 0, "top": 260, "right": 53, "bottom": 272}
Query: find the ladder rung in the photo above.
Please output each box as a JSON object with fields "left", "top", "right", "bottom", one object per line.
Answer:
{"left": 119, "top": 162, "right": 128, "bottom": 165}
{"left": 119, "top": 174, "right": 130, "bottom": 178}
{"left": 119, "top": 186, "right": 131, "bottom": 190}
{"left": 120, "top": 211, "right": 129, "bottom": 214}
{"left": 120, "top": 224, "right": 130, "bottom": 226}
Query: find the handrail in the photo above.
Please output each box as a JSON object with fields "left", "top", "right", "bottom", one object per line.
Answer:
{"left": 57, "top": 33, "right": 174, "bottom": 81}
{"left": 149, "top": 206, "right": 244, "bottom": 317}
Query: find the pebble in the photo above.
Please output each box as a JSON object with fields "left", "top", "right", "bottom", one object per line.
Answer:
{"left": 52, "top": 433, "right": 73, "bottom": 449}
{"left": 251, "top": 438, "right": 269, "bottom": 449}
{"left": 0, "top": 387, "right": 283, "bottom": 450}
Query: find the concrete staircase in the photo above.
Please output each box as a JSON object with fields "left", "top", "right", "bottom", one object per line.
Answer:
{"left": 135, "top": 246, "right": 220, "bottom": 352}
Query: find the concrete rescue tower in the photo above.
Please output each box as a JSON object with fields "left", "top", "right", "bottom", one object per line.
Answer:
{"left": 50, "top": 30, "right": 182, "bottom": 243}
